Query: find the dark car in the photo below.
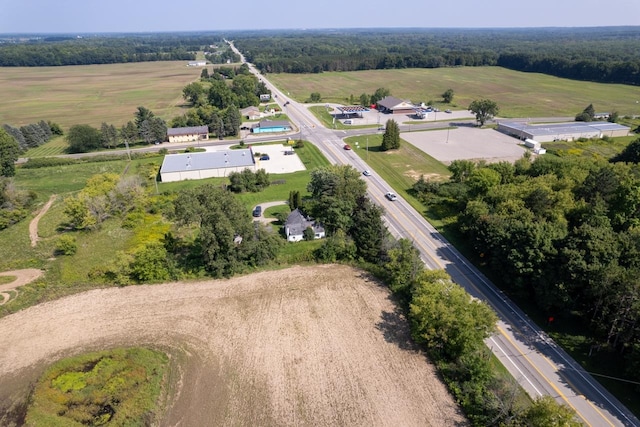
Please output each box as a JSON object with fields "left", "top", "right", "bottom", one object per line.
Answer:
{"left": 343, "top": 144, "right": 352, "bottom": 150}
{"left": 252, "top": 206, "right": 262, "bottom": 217}
{"left": 260, "top": 154, "right": 270, "bottom": 160}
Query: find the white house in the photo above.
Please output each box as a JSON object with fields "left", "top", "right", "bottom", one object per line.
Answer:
{"left": 284, "top": 209, "right": 325, "bottom": 242}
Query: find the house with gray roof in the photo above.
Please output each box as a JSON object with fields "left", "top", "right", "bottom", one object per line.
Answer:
{"left": 159, "top": 149, "right": 255, "bottom": 182}
{"left": 284, "top": 209, "right": 325, "bottom": 242}
{"left": 167, "top": 126, "right": 209, "bottom": 143}
{"left": 376, "top": 96, "right": 416, "bottom": 114}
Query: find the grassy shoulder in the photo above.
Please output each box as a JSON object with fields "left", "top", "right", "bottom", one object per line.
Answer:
{"left": 25, "top": 347, "right": 169, "bottom": 426}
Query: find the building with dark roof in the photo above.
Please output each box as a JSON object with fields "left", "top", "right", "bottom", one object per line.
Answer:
{"left": 167, "top": 126, "right": 209, "bottom": 143}
{"left": 284, "top": 209, "right": 325, "bottom": 242}
{"left": 159, "top": 149, "right": 255, "bottom": 182}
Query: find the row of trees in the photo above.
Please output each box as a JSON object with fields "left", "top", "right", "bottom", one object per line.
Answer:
{"left": 412, "top": 142, "right": 640, "bottom": 385}
{"left": 2, "top": 121, "right": 62, "bottom": 152}
{"left": 67, "top": 107, "right": 167, "bottom": 153}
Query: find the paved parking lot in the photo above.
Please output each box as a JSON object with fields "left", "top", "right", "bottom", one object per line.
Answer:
{"left": 402, "top": 126, "right": 527, "bottom": 164}
{"left": 249, "top": 144, "right": 307, "bottom": 174}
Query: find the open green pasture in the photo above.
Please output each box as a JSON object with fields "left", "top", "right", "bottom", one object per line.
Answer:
{"left": 268, "top": 67, "right": 640, "bottom": 118}
{"left": 346, "top": 134, "right": 450, "bottom": 210}
{"left": 0, "top": 61, "right": 201, "bottom": 130}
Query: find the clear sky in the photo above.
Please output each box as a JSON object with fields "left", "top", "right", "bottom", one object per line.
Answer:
{"left": 1, "top": 0, "right": 639, "bottom": 33}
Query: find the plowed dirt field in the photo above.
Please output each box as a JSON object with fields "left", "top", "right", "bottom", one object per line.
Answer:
{"left": 0, "top": 265, "right": 466, "bottom": 426}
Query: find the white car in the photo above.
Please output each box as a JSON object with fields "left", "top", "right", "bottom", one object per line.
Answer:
{"left": 385, "top": 192, "right": 398, "bottom": 201}
{"left": 363, "top": 170, "right": 372, "bottom": 177}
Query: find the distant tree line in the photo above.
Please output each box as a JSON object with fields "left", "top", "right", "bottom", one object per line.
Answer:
{"left": 0, "top": 33, "right": 228, "bottom": 66}
{"left": 233, "top": 27, "right": 640, "bottom": 85}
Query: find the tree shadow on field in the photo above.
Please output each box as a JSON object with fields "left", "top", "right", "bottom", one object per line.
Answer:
{"left": 375, "top": 308, "right": 418, "bottom": 351}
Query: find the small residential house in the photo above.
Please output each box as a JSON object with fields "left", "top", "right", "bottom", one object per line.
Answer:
{"left": 187, "top": 60, "right": 207, "bottom": 67}
{"left": 240, "top": 106, "right": 261, "bottom": 120}
{"left": 167, "top": 126, "right": 209, "bottom": 143}
{"left": 284, "top": 209, "right": 325, "bottom": 242}
{"left": 251, "top": 120, "right": 292, "bottom": 134}
{"left": 259, "top": 94, "right": 271, "bottom": 102}
{"left": 376, "top": 96, "right": 416, "bottom": 115}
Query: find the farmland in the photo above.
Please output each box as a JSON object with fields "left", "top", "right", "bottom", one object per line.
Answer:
{"left": 0, "top": 265, "right": 466, "bottom": 426}
{"left": 0, "top": 61, "right": 201, "bottom": 130}
{"left": 268, "top": 66, "right": 640, "bottom": 118}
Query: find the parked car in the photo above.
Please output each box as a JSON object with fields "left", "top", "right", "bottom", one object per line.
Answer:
{"left": 260, "top": 154, "right": 270, "bottom": 160}
{"left": 385, "top": 192, "right": 398, "bottom": 201}
{"left": 363, "top": 170, "right": 372, "bottom": 176}
{"left": 252, "top": 206, "right": 262, "bottom": 217}
{"left": 445, "top": 109, "right": 452, "bottom": 113}
{"left": 343, "top": 144, "right": 352, "bottom": 150}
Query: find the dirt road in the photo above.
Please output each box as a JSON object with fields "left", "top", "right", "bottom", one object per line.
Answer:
{"left": 0, "top": 265, "right": 466, "bottom": 426}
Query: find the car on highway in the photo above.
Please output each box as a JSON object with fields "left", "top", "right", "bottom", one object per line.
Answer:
{"left": 252, "top": 206, "right": 262, "bottom": 217}
{"left": 445, "top": 109, "right": 452, "bottom": 113}
{"left": 362, "top": 170, "right": 372, "bottom": 176}
{"left": 343, "top": 144, "right": 352, "bottom": 150}
{"left": 385, "top": 192, "right": 398, "bottom": 201}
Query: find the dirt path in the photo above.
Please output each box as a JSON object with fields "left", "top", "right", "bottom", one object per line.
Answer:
{"left": 0, "top": 269, "right": 44, "bottom": 306}
{"left": 29, "top": 194, "right": 56, "bottom": 248}
{"left": 0, "top": 265, "right": 466, "bottom": 426}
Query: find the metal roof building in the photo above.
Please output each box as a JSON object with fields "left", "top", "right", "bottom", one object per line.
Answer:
{"left": 160, "top": 149, "right": 255, "bottom": 182}
{"left": 497, "top": 121, "right": 630, "bottom": 143}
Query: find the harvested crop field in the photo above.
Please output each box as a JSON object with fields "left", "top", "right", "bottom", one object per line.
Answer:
{"left": 0, "top": 264, "right": 466, "bottom": 426}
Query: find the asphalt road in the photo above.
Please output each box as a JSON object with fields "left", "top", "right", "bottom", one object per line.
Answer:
{"left": 227, "top": 42, "right": 640, "bottom": 427}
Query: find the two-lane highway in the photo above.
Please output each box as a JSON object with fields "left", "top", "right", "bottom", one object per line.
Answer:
{"left": 228, "top": 41, "right": 639, "bottom": 426}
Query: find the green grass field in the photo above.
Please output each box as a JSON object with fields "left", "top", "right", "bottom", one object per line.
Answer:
{"left": 268, "top": 67, "right": 640, "bottom": 118}
{"left": 0, "top": 61, "right": 201, "bottom": 130}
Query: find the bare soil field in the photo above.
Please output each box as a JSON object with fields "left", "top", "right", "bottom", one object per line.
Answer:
{"left": 0, "top": 265, "right": 466, "bottom": 427}
{"left": 0, "top": 61, "right": 201, "bottom": 129}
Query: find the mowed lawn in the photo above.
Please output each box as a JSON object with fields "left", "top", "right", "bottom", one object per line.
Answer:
{"left": 0, "top": 61, "right": 202, "bottom": 129}
{"left": 268, "top": 66, "right": 640, "bottom": 118}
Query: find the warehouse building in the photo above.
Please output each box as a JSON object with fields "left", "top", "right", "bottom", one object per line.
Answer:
{"left": 497, "top": 121, "right": 630, "bottom": 143}
{"left": 160, "top": 149, "right": 255, "bottom": 182}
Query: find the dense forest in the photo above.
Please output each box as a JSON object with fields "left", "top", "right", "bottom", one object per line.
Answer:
{"left": 232, "top": 27, "right": 640, "bottom": 85}
{"left": 411, "top": 144, "right": 640, "bottom": 385}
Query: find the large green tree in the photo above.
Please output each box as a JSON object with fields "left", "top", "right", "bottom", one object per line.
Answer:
{"left": 0, "top": 128, "right": 20, "bottom": 177}
{"left": 468, "top": 99, "right": 499, "bottom": 126}
{"left": 66, "top": 124, "right": 102, "bottom": 153}
{"left": 307, "top": 165, "right": 367, "bottom": 232}
{"left": 381, "top": 119, "right": 400, "bottom": 151}
{"left": 173, "top": 185, "right": 280, "bottom": 277}
{"left": 410, "top": 269, "right": 497, "bottom": 360}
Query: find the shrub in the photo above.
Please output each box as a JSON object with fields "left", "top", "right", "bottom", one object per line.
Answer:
{"left": 55, "top": 235, "right": 78, "bottom": 255}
